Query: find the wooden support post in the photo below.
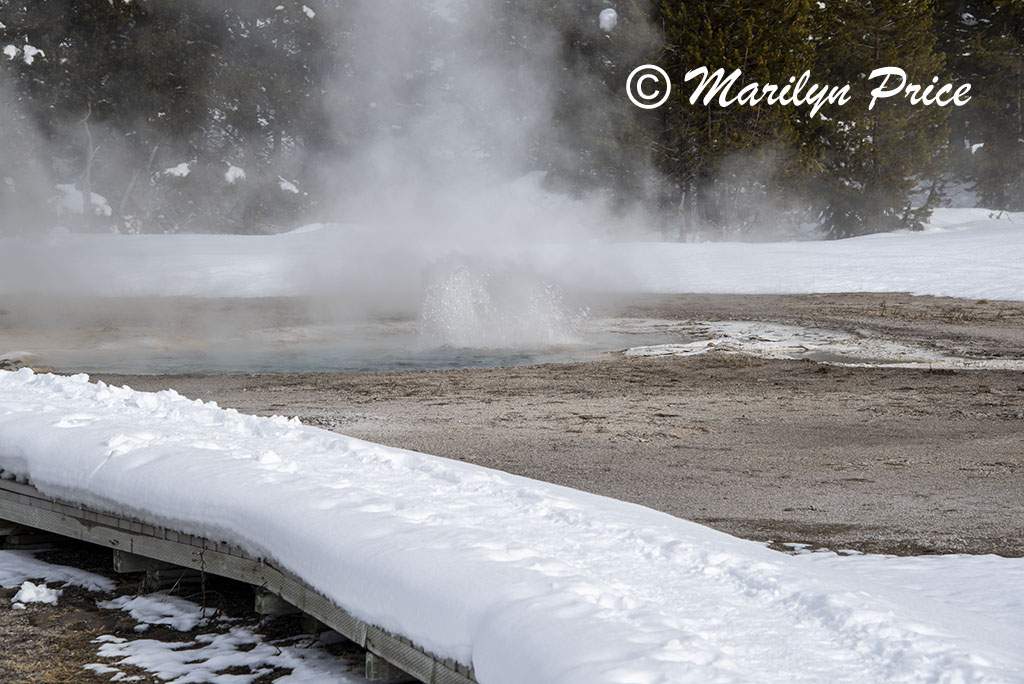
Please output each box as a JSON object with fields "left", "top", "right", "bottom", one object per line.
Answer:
{"left": 145, "top": 567, "right": 202, "bottom": 592}
{"left": 0, "top": 519, "right": 33, "bottom": 538}
{"left": 113, "top": 549, "right": 179, "bottom": 573}
{"left": 113, "top": 550, "right": 202, "bottom": 591}
{"left": 365, "top": 652, "right": 417, "bottom": 683}
{"left": 301, "top": 613, "right": 330, "bottom": 634}
{"left": 254, "top": 587, "right": 300, "bottom": 616}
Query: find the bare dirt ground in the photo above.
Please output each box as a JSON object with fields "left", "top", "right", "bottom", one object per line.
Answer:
{"left": 83, "top": 292, "right": 1024, "bottom": 557}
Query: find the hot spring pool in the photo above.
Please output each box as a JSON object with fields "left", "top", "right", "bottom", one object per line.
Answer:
{"left": 0, "top": 297, "right": 695, "bottom": 374}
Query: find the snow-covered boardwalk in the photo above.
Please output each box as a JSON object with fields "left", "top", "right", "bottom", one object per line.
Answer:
{"left": 1, "top": 369, "right": 1023, "bottom": 684}
{"left": 0, "top": 477, "right": 472, "bottom": 684}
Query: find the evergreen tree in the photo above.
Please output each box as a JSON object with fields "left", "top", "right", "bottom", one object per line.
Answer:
{"left": 0, "top": 0, "right": 336, "bottom": 234}
{"left": 935, "top": 0, "right": 989, "bottom": 192}
{"left": 963, "top": 0, "right": 1024, "bottom": 210}
{"left": 657, "top": 0, "right": 817, "bottom": 238}
{"left": 810, "top": 0, "right": 948, "bottom": 237}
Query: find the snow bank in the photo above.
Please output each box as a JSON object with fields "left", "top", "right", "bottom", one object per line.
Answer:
{"left": 1, "top": 208, "right": 1021, "bottom": 301}
{"left": 620, "top": 208, "right": 1024, "bottom": 300}
{"left": 1, "top": 368, "right": 1022, "bottom": 683}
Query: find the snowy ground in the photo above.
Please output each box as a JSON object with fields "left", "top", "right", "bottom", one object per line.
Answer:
{"left": 1, "top": 208, "right": 1022, "bottom": 301}
{"left": 619, "top": 208, "right": 1024, "bottom": 301}
{"left": 625, "top": 320, "right": 1024, "bottom": 370}
{"left": 1, "top": 369, "right": 1023, "bottom": 683}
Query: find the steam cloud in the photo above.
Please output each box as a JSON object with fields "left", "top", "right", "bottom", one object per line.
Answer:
{"left": 0, "top": 0, "right": 655, "bottom": 356}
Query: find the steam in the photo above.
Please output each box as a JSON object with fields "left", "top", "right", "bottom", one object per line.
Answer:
{"left": 306, "top": 0, "right": 648, "bottom": 342}
{"left": 1, "top": 0, "right": 654, "bottom": 354}
{"left": 318, "top": 0, "right": 617, "bottom": 240}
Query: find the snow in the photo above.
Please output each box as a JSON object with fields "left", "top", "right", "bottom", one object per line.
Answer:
{"left": 625, "top": 320, "right": 1024, "bottom": 370}
{"left": 620, "top": 208, "right": 1024, "bottom": 301}
{"left": 98, "top": 592, "right": 219, "bottom": 632}
{"left": 12, "top": 580, "right": 62, "bottom": 606}
{"left": 163, "top": 162, "right": 191, "bottom": 178}
{"left": 0, "top": 547, "right": 355, "bottom": 683}
{"left": 90, "top": 629, "right": 363, "bottom": 684}
{"left": 1, "top": 207, "right": 1021, "bottom": 301}
{"left": 51, "top": 183, "right": 113, "bottom": 218}
{"left": 21, "top": 44, "right": 43, "bottom": 65}
{"left": 0, "top": 549, "right": 116, "bottom": 593}
{"left": 0, "top": 547, "right": 109, "bottom": 611}
{"left": 599, "top": 8, "right": 618, "bottom": 32}
{"left": 1, "top": 368, "right": 1023, "bottom": 683}
{"left": 3, "top": 44, "right": 45, "bottom": 64}
{"left": 225, "top": 165, "right": 246, "bottom": 184}
{"left": 302, "top": 5, "right": 316, "bottom": 19}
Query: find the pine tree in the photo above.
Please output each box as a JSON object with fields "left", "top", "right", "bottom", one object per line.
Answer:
{"left": 657, "top": 0, "right": 816, "bottom": 238}
{"left": 810, "top": 0, "right": 949, "bottom": 237}
{"left": 963, "top": 0, "right": 1024, "bottom": 210}
{"left": 0, "top": 0, "right": 337, "bottom": 233}
{"left": 935, "top": 0, "right": 989, "bottom": 193}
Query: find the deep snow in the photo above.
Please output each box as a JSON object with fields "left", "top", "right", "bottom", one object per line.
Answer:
{"left": 1, "top": 369, "right": 1022, "bottom": 683}
{"left": 1, "top": 208, "right": 1021, "bottom": 301}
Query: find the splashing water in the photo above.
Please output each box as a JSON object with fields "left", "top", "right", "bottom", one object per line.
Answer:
{"left": 419, "top": 266, "right": 587, "bottom": 349}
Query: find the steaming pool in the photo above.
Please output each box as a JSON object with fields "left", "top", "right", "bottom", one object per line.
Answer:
{"left": 10, "top": 325, "right": 686, "bottom": 375}
{"left": 0, "top": 297, "right": 694, "bottom": 374}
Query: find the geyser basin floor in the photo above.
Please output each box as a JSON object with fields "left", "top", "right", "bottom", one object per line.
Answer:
{"left": 0, "top": 295, "right": 693, "bottom": 374}
{"left": 87, "top": 292, "right": 1024, "bottom": 557}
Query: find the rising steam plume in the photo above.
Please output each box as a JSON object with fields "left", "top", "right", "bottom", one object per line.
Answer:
{"left": 0, "top": 0, "right": 655, "bottom": 356}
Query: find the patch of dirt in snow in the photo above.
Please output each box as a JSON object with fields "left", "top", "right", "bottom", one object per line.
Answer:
{"left": 0, "top": 541, "right": 355, "bottom": 683}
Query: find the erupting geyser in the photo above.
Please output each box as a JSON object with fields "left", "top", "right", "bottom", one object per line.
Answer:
{"left": 418, "top": 266, "right": 587, "bottom": 349}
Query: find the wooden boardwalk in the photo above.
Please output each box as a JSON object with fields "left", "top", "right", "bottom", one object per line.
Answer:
{"left": 0, "top": 478, "right": 477, "bottom": 684}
